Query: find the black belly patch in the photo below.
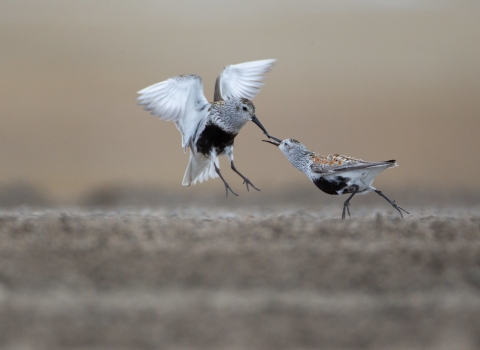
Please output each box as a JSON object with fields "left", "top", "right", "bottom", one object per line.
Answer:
{"left": 314, "top": 176, "right": 350, "bottom": 195}
{"left": 196, "top": 123, "right": 237, "bottom": 156}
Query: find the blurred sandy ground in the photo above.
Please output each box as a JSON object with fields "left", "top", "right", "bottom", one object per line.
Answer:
{"left": 1, "top": 0, "right": 480, "bottom": 204}
{"left": 0, "top": 206, "right": 480, "bottom": 349}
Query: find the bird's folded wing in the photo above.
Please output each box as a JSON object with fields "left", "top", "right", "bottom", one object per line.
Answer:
{"left": 214, "top": 59, "right": 276, "bottom": 101}
{"left": 311, "top": 161, "right": 393, "bottom": 175}
{"left": 137, "top": 74, "right": 210, "bottom": 149}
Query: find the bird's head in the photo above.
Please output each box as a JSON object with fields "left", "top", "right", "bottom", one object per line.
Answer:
{"left": 235, "top": 98, "right": 269, "bottom": 136}
{"left": 237, "top": 98, "right": 255, "bottom": 118}
{"left": 263, "top": 137, "right": 312, "bottom": 174}
{"left": 263, "top": 137, "right": 307, "bottom": 156}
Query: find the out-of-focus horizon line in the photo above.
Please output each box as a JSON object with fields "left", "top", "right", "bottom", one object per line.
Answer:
{"left": 0, "top": 181, "right": 478, "bottom": 208}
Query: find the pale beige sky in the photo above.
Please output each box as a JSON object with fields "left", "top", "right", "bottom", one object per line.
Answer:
{"left": 1, "top": 1, "right": 479, "bottom": 199}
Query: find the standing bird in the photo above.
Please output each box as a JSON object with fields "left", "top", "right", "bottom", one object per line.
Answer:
{"left": 137, "top": 59, "right": 276, "bottom": 197}
{"left": 263, "top": 137, "right": 409, "bottom": 219}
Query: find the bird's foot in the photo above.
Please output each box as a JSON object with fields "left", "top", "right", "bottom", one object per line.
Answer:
{"left": 392, "top": 200, "right": 409, "bottom": 218}
{"left": 342, "top": 202, "right": 351, "bottom": 220}
{"left": 242, "top": 178, "right": 260, "bottom": 192}
{"left": 223, "top": 182, "right": 238, "bottom": 198}
{"left": 230, "top": 161, "right": 260, "bottom": 192}
{"left": 342, "top": 185, "right": 359, "bottom": 220}
{"left": 374, "top": 191, "right": 409, "bottom": 219}
{"left": 214, "top": 163, "right": 238, "bottom": 198}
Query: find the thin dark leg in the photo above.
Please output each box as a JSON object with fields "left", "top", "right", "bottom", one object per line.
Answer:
{"left": 342, "top": 185, "right": 359, "bottom": 220}
{"left": 231, "top": 161, "right": 260, "bottom": 192}
{"left": 374, "top": 190, "right": 409, "bottom": 218}
{"left": 214, "top": 163, "right": 238, "bottom": 197}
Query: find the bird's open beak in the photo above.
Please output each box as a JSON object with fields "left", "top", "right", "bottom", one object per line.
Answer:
{"left": 262, "top": 136, "right": 282, "bottom": 146}
{"left": 251, "top": 115, "right": 270, "bottom": 137}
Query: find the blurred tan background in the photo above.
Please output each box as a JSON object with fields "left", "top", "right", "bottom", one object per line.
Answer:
{"left": 1, "top": 0, "right": 479, "bottom": 202}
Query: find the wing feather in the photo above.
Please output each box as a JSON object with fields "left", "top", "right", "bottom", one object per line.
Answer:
{"left": 137, "top": 75, "right": 210, "bottom": 149}
{"left": 215, "top": 59, "right": 276, "bottom": 101}
{"left": 311, "top": 160, "right": 397, "bottom": 175}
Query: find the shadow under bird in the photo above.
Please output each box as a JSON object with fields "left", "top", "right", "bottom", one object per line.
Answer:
{"left": 137, "top": 59, "right": 276, "bottom": 197}
{"left": 264, "top": 137, "right": 409, "bottom": 219}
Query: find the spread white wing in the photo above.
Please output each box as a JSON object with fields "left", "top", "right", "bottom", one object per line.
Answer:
{"left": 214, "top": 59, "right": 276, "bottom": 101}
{"left": 137, "top": 74, "right": 210, "bottom": 150}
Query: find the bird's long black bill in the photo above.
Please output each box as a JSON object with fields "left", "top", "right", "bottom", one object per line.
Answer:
{"left": 262, "top": 139, "right": 281, "bottom": 146}
{"left": 251, "top": 115, "right": 270, "bottom": 136}
{"left": 268, "top": 135, "right": 282, "bottom": 143}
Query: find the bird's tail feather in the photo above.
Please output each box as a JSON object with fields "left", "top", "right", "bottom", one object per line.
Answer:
{"left": 182, "top": 151, "right": 219, "bottom": 186}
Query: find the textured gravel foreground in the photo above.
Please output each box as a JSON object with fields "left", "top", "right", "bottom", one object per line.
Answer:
{"left": 0, "top": 206, "right": 480, "bottom": 350}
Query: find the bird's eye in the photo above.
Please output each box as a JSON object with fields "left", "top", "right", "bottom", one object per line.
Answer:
{"left": 242, "top": 106, "right": 248, "bottom": 111}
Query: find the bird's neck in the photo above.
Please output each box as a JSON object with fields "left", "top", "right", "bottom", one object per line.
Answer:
{"left": 211, "top": 105, "right": 247, "bottom": 134}
{"left": 288, "top": 150, "right": 313, "bottom": 174}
